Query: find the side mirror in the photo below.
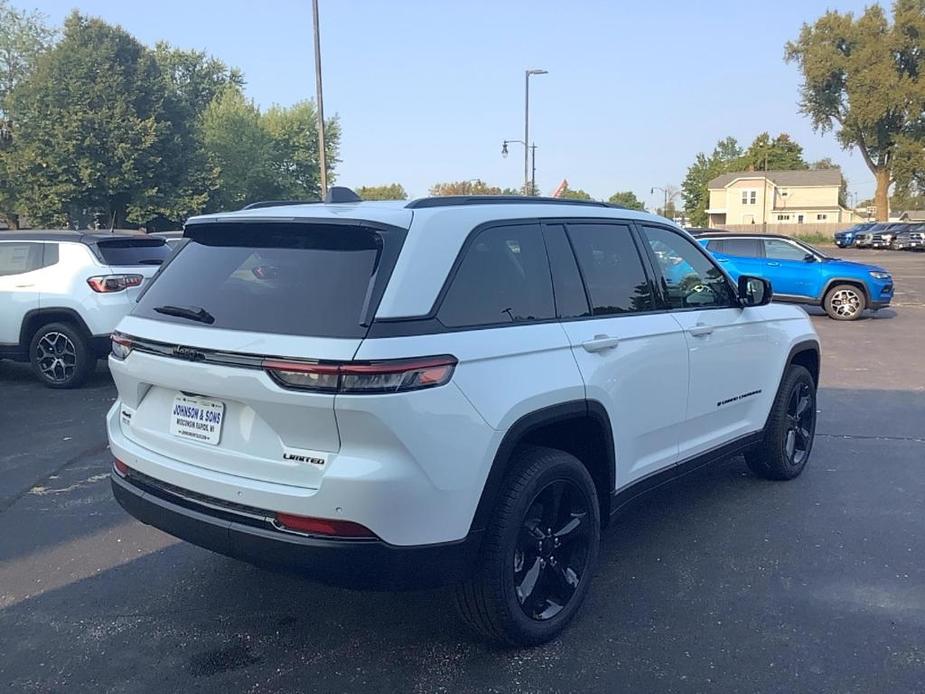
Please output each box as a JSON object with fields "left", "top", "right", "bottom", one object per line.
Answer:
{"left": 803, "top": 253, "right": 817, "bottom": 263}
{"left": 738, "top": 275, "right": 773, "bottom": 307}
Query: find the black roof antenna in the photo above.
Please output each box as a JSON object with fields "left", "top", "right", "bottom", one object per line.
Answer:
{"left": 324, "top": 186, "right": 362, "bottom": 204}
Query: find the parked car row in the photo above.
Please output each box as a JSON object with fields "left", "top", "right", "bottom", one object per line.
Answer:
{"left": 835, "top": 222, "right": 925, "bottom": 250}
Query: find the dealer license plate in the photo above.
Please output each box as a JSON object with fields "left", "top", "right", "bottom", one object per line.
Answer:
{"left": 169, "top": 394, "right": 225, "bottom": 446}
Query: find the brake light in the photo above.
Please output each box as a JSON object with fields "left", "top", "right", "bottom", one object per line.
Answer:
{"left": 111, "top": 332, "right": 133, "bottom": 360}
{"left": 113, "top": 458, "right": 130, "bottom": 477}
{"left": 275, "top": 512, "right": 377, "bottom": 538}
{"left": 87, "top": 274, "right": 143, "bottom": 293}
{"left": 262, "top": 355, "right": 457, "bottom": 394}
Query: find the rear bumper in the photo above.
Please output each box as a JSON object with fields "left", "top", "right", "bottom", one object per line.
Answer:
{"left": 111, "top": 470, "right": 481, "bottom": 590}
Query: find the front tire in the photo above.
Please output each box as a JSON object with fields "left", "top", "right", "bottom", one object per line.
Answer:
{"left": 745, "top": 365, "right": 816, "bottom": 480}
{"left": 454, "top": 445, "right": 601, "bottom": 646}
{"left": 29, "top": 322, "right": 94, "bottom": 388}
{"left": 823, "top": 284, "right": 866, "bottom": 320}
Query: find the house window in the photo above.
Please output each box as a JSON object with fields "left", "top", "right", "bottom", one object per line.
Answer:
{"left": 776, "top": 214, "right": 790, "bottom": 222}
{"left": 741, "top": 190, "right": 757, "bottom": 205}
{"left": 816, "top": 214, "right": 827, "bottom": 221}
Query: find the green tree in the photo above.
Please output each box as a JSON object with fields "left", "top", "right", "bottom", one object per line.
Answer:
{"left": 0, "top": 0, "right": 56, "bottom": 228}
{"left": 738, "top": 132, "right": 809, "bottom": 171}
{"left": 7, "top": 13, "right": 182, "bottom": 228}
{"left": 682, "top": 136, "right": 743, "bottom": 227}
{"left": 557, "top": 184, "right": 592, "bottom": 200}
{"left": 154, "top": 43, "right": 244, "bottom": 118}
{"left": 785, "top": 0, "right": 925, "bottom": 220}
{"left": 356, "top": 183, "right": 407, "bottom": 200}
{"left": 607, "top": 190, "right": 645, "bottom": 210}
{"left": 200, "top": 87, "right": 275, "bottom": 211}
{"left": 262, "top": 100, "right": 339, "bottom": 201}
{"left": 147, "top": 44, "right": 245, "bottom": 227}
{"left": 429, "top": 179, "right": 503, "bottom": 195}
{"left": 810, "top": 157, "right": 838, "bottom": 169}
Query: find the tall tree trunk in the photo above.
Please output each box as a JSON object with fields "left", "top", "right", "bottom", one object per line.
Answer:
{"left": 874, "top": 168, "right": 890, "bottom": 221}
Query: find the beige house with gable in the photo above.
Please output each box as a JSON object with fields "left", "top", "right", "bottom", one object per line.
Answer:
{"left": 706, "top": 169, "right": 858, "bottom": 228}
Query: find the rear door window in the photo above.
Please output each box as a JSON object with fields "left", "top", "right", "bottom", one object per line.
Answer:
{"left": 438, "top": 223, "right": 554, "bottom": 328}
{"left": 719, "top": 238, "right": 762, "bottom": 257}
{"left": 565, "top": 222, "right": 654, "bottom": 315}
{"left": 134, "top": 222, "right": 393, "bottom": 338}
{"left": 96, "top": 238, "right": 171, "bottom": 266}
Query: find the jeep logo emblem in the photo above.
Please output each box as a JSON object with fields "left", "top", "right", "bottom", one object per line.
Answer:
{"left": 174, "top": 346, "right": 204, "bottom": 362}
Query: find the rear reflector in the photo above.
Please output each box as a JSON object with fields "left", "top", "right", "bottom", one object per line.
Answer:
{"left": 113, "top": 458, "right": 130, "bottom": 477}
{"left": 263, "top": 355, "right": 457, "bottom": 394}
{"left": 275, "top": 512, "right": 377, "bottom": 538}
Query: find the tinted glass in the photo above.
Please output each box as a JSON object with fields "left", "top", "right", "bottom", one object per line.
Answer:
{"left": 97, "top": 238, "right": 171, "bottom": 266}
{"left": 0, "top": 242, "right": 44, "bottom": 276}
{"left": 641, "top": 226, "right": 735, "bottom": 310}
{"left": 566, "top": 223, "right": 653, "bottom": 315}
{"left": 135, "top": 223, "right": 385, "bottom": 338}
{"left": 542, "top": 225, "right": 590, "bottom": 319}
{"left": 764, "top": 239, "right": 808, "bottom": 261}
{"left": 439, "top": 223, "right": 554, "bottom": 327}
{"left": 719, "top": 238, "right": 762, "bottom": 257}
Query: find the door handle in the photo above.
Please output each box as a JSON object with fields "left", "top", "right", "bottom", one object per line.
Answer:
{"left": 688, "top": 324, "right": 714, "bottom": 337}
{"left": 581, "top": 334, "right": 620, "bottom": 352}
{"left": 717, "top": 258, "right": 729, "bottom": 263}
{"left": 15, "top": 283, "right": 35, "bottom": 288}
{"left": 767, "top": 262, "right": 781, "bottom": 267}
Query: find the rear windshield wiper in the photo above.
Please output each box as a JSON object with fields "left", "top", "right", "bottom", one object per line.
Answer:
{"left": 153, "top": 305, "right": 215, "bottom": 324}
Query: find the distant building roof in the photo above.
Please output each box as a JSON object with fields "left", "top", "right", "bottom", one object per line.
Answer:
{"left": 897, "top": 210, "right": 925, "bottom": 221}
{"left": 708, "top": 169, "right": 843, "bottom": 189}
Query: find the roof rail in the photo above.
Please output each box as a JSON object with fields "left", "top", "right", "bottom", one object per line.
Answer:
{"left": 240, "top": 200, "right": 318, "bottom": 210}
{"left": 405, "top": 195, "right": 623, "bottom": 210}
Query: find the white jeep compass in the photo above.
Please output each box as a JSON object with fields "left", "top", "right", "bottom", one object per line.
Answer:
{"left": 107, "top": 189, "right": 820, "bottom": 645}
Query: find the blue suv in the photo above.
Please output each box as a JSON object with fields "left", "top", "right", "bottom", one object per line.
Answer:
{"left": 696, "top": 232, "right": 894, "bottom": 320}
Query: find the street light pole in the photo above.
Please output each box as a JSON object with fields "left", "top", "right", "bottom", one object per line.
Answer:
{"left": 311, "top": 0, "right": 327, "bottom": 195}
{"left": 524, "top": 69, "right": 547, "bottom": 195}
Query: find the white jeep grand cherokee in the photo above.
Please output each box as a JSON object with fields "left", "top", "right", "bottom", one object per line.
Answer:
{"left": 108, "top": 190, "right": 820, "bottom": 645}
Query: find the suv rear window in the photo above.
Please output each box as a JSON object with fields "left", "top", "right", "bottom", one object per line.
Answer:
{"left": 97, "top": 238, "right": 171, "bottom": 266}
{"left": 134, "top": 222, "right": 390, "bottom": 338}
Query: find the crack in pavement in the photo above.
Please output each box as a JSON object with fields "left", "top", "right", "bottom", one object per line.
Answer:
{"left": 816, "top": 433, "right": 925, "bottom": 444}
{"left": 0, "top": 443, "right": 109, "bottom": 514}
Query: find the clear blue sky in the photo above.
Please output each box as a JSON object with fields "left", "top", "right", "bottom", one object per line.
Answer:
{"left": 36, "top": 0, "right": 879, "bottom": 205}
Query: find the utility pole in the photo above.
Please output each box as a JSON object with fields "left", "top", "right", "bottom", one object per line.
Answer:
{"left": 762, "top": 151, "right": 768, "bottom": 233}
{"left": 524, "top": 69, "right": 547, "bottom": 195}
{"left": 530, "top": 143, "right": 537, "bottom": 196}
{"left": 311, "top": 0, "right": 327, "bottom": 195}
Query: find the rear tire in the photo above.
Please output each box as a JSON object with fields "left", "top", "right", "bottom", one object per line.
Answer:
{"left": 745, "top": 365, "right": 816, "bottom": 480}
{"left": 823, "top": 284, "right": 866, "bottom": 321}
{"left": 29, "top": 322, "right": 94, "bottom": 389}
{"left": 454, "top": 445, "right": 600, "bottom": 646}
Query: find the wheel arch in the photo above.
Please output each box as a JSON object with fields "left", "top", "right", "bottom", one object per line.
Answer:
{"left": 820, "top": 278, "right": 870, "bottom": 303}
{"left": 469, "top": 400, "right": 616, "bottom": 535}
{"left": 785, "top": 339, "right": 821, "bottom": 388}
{"left": 20, "top": 308, "right": 93, "bottom": 348}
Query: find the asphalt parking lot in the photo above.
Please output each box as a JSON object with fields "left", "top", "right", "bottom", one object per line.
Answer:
{"left": 1, "top": 247, "right": 923, "bottom": 693}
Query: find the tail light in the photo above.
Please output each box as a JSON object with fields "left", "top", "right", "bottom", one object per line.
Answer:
{"left": 111, "top": 332, "right": 133, "bottom": 360}
{"left": 87, "top": 274, "right": 143, "bottom": 293}
{"left": 262, "top": 355, "right": 457, "bottom": 394}
{"left": 274, "top": 512, "right": 377, "bottom": 538}
{"left": 113, "top": 458, "right": 130, "bottom": 477}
